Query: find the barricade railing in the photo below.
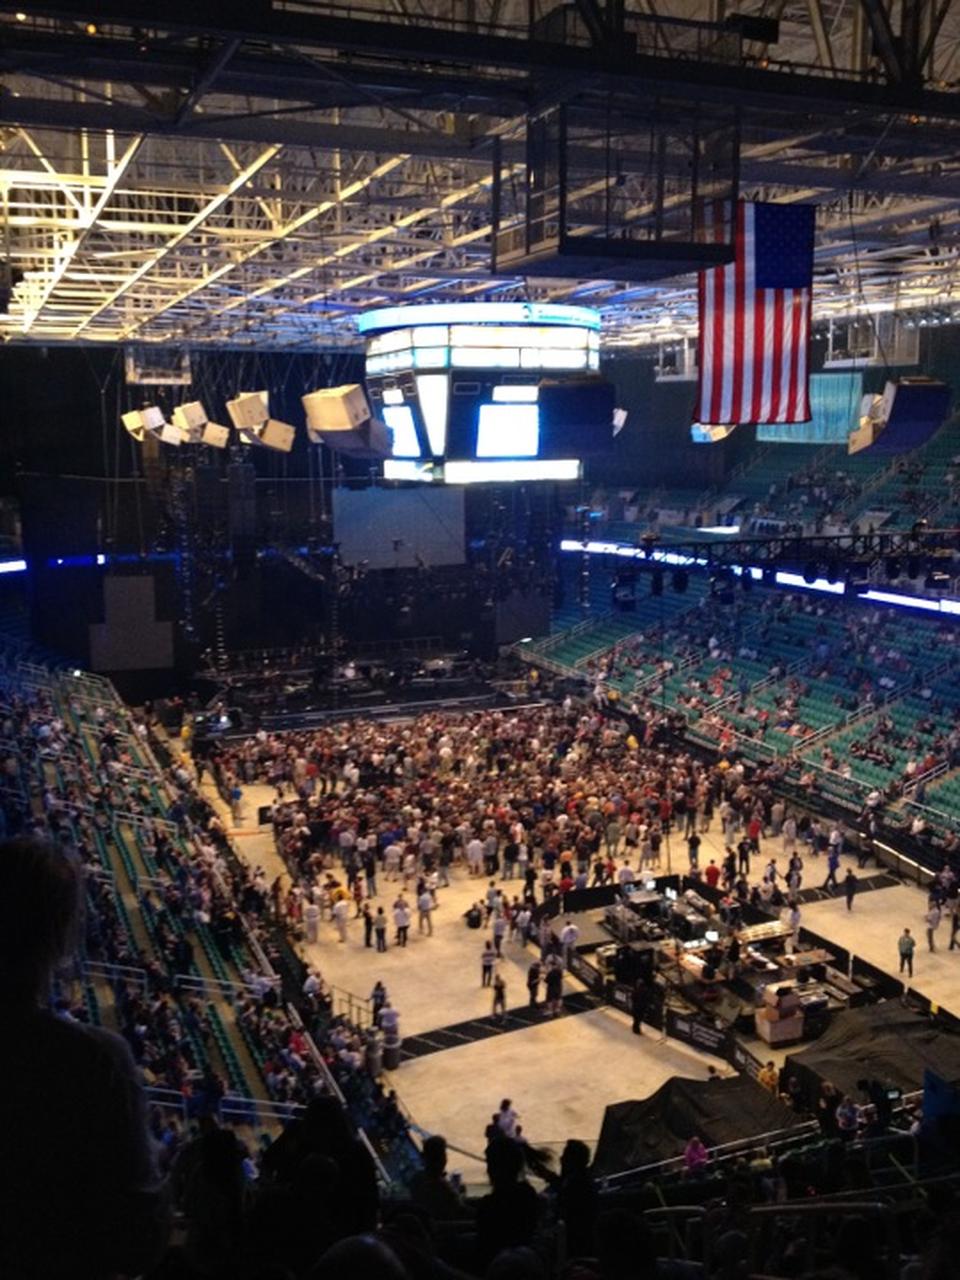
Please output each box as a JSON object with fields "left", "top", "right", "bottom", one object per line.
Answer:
{"left": 529, "top": 614, "right": 602, "bottom": 654}
{"left": 285, "top": 1001, "right": 345, "bottom": 1104}
{"left": 82, "top": 958, "right": 150, "bottom": 994}
{"left": 328, "top": 984, "right": 375, "bottom": 1030}
{"left": 906, "top": 758, "right": 949, "bottom": 789}
{"left": 903, "top": 796, "right": 960, "bottom": 831}
{"left": 242, "top": 920, "right": 281, "bottom": 984}
{"left": 145, "top": 1084, "right": 301, "bottom": 1129}
{"left": 356, "top": 1126, "right": 393, "bottom": 1189}
{"left": 283, "top": 1000, "right": 391, "bottom": 1187}
{"left": 634, "top": 650, "right": 698, "bottom": 694}
{"left": 133, "top": 872, "right": 170, "bottom": 894}
{"left": 115, "top": 809, "right": 180, "bottom": 832}
{"left": 173, "top": 971, "right": 281, "bottom": 1001}
{"left": 508, "top": 642, "right": 580, "bottom": 677}
{"left": 601, "top": 1119, "right": 820, "bottom": 1189}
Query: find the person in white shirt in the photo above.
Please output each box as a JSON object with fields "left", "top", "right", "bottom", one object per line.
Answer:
{"left": 466, "top": 837, "right": 484, "bottom": 877}
{"left": 515, "top": 907, "right": 532, "bottom": 943}
{"left": 617, "top": 861, "right": 635, "bottom": 886}
{"left": 302, "top": 968, "right": 323, "bottom": 1000}
{"left": 331, "top": 897, "right": 349, "bottom": 943}
{"left": 785, "top": 902, "right": 801, "bottom": 953}
{"left": 378, "top": 1002, "right": 400, "bottom": 1042}
{"left": 417, "top": 888, "right": 434, "bottom": 936}
{"left": 338, "top": 826, "right": 356, "bottom": 861}
{"left": 384, "top": 842, "right": 402, "bottom": 880}
{"left": 394, "top": 898, "right": 411, "bottom": 947}
{"left": 560, "top": 919, "right": 580, "bottom": 964}
{"left": 782, "top": 815, "right": 797, "bottom": 856}
{"left": 496, "top": 1099, "right": 519, "bottom": 1138}
{"left": 304, "top": 900, "right": 320, "bottom": 944}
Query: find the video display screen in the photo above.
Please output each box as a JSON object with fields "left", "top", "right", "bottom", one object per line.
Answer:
{"left": 362, "top": 303, "right": 611, "bottom": 482}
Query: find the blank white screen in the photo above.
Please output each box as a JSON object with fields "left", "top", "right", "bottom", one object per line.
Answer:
{"left": 476, "top": 403, "right": 539, "bottom": 457}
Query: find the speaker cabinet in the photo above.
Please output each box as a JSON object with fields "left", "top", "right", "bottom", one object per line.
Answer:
{"left": 259, "top": 419, "right": 296, "bottom": 453}
{"left": 227, "top": 391, "right": 269, "bottom": 431}
{"left": 302, "top": 384, "right": 371, "bottom": 432}
{"left": 201, "top": 422, "right": 230, "bottom": 449}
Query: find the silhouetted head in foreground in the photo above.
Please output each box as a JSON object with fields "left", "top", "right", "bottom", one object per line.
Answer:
{"left": 0, "top": 837, "right": 79, "bottom": 1005}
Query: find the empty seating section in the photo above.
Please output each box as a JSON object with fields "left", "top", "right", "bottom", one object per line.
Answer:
{"left": 729, "top": 442, "right": 828, "bottom": 505}
{"left": 561, "top": 423, "right": 960, "bottom": 560}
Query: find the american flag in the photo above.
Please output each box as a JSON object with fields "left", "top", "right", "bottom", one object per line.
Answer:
{"left": 695, "top": 200, "right": 815, "bottom": 427}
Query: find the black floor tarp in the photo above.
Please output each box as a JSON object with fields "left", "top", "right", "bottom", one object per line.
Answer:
{"left": 592, "top": 1075, "right": 799, "bottom": 1177}
{"left": 785, "top": 1004, "right": 960, "bottom": 1101}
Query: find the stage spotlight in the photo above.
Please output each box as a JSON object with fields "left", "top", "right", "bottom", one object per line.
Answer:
{"left": 671, "top": 569, "right": 688, "bottom": 594}
{"left": 803, "top": 561, "right": 819, "bottom": 585}
{"left": 885, "top": 556, "right": 901, "bottom": 580}
{"left": 650, "top": 568, "right": 664, "bottom": 597}
{"left": 825, "top": 559, "right": 841, "bottom": 584}
{"left": 907, "top": 556, "right": 922, "bottom": 579}
{"left": 911, "top": 518, "right": 929, "bottom": 540}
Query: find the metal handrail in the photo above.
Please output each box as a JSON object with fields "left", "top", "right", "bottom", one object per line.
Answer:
{"left": 904, "top": 759, "right": 948, "bottom": 794}
{"left": 601, "top": 1119, "right": 820, "bottom": 1188}
{"left": 329, "top": 984, "right": 375, "bottom": 1030}
{"left": 82, "top": 959, "right": 150, "bottom": 992}
{"left": 145, "top": 1084, "right": 302, "bottom": 1127}
{"left": 903, "top": 796, "right": 960, "bottom": 831}
{"left": 174, "top": 971, "right": 281, "bottom": 1000}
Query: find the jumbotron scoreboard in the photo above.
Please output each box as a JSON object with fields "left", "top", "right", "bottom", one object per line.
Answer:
{"left": 358, "top": 302, "right": 615, "bottom": 483}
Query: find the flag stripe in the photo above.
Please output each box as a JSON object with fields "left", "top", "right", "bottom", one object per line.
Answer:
{"left": 710, "top": 200, "right": 726, "bottom": 425}
{"left": 769, "top": 289, "right": 784, "bottom": 423}
{"left": 731, "top": 202, "right": 745, "bottom": 423}
{"left": 695, "top": 200, "right": 812, "bottom": 428}
{"left": 740, "top": 202, "right": 755, "bottom": 424}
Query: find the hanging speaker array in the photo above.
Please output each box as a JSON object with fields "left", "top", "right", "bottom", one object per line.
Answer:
{"left": 121, "top": 385, "right": 388, "bottom": 457}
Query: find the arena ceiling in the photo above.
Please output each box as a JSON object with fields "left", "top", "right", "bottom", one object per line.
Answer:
{"left": 2, "top": 0, "right": 960, "bottom": 352}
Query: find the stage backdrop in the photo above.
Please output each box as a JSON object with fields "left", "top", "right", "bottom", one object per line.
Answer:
{"left": 89, "top": 575, "right": 175, "bottom": 672}
{"left": 332, "top": 486, "right": 465, "bottom": 569}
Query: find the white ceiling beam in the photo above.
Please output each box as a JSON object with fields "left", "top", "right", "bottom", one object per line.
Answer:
{"left": 71, "top": 143, "right": 283, "bottom": 337}
{"left": 20, "top": 133, "right": 143, "bottom": 336}
{"left": 117, "top": 154, "right": 409, "bottom": 340}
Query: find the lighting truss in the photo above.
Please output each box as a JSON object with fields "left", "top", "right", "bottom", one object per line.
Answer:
{"left": 2, "top": 3, "right": 960, "bottom": 350}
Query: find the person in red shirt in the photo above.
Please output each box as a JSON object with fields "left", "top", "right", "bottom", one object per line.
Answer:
{"left": 704, "top": 860, "right": 721, "bottom": 889}
{"left": 747, "top": 814, "right": 763, "bottom": 852}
